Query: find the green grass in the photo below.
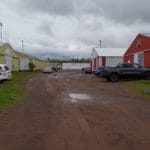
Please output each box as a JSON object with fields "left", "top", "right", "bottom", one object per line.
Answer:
{"left": 0, "top": 71, "right": 39, "bottom": 114}
{"left": 122, "top": 80, "right": 150, "bottom": 96}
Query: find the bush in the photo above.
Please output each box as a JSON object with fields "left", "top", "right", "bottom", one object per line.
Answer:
{"left": 28, "top": 62, "right": 35, "bottom": 71}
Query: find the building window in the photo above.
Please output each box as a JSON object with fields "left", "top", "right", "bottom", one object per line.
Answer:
{"left": 137, "top": 39, "right": 141, "bottom": 48}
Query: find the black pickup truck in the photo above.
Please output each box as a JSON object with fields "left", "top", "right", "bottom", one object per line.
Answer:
{"left": 100, "top": 63, "right": 150, "bottom": 82}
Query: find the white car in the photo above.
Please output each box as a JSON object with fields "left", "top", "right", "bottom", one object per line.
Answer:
{"left": 42, "top": 67, "right": 52, "bottom": 73}
{"left": 0, "top": 64, "right": 12, "bottom": 82}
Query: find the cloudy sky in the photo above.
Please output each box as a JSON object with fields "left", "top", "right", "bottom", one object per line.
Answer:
{"left": 0, "top": 0, "right": 150, "bottom": 59}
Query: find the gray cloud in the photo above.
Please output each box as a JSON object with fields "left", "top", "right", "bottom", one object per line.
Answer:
{"left": 18, "top": 0, "right": 150, "bottom": 24}
{"left": 19, "top": 0, "right": 74, "bottom": 15}
{"left": 1, "top": 0, "right": 150, "bottom": 59}
{"left": 97, "top": 0, "right": 150, "bottom": 24}
{"left": 38, "top": 20, "right": 54, "bottom": 37}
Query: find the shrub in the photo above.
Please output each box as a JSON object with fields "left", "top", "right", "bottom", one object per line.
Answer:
{"left": 28, "top": 62, "right": 35, "bottom": 71}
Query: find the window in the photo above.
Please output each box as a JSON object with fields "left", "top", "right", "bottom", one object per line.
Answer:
{"left": 122, "top": 64, "right": 132, "bottom": 68}
{"left": 4, "top": 66, "right": 9, "bottom": 71}
{"left": 132, "top": 63, "right": 141, "bottom": 68}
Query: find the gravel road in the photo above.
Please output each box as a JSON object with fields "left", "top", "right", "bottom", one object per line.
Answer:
{"left": 0, "top": 70, "right": 150, "bottom": 150}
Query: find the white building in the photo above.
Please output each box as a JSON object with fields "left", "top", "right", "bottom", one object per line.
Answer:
{"left": 62, "top": 63, "right": 90, "bottom": 70}
{"left": 91, "top": 48, "right": 127, "bottom": 71}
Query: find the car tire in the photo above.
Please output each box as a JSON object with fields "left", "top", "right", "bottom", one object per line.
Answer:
{"left": 145, "top": 72, "right": 150, "bottom": 80}
{"left": 108, "top": 73, "right": 119, "bottom": 82}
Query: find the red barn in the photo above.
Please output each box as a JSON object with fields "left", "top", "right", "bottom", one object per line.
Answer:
{"left": 124, "top": 33, "right": 150, "bottom": 67}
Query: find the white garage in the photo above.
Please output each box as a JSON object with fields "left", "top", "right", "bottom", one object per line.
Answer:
{"left": 91, "top": 48, "right": 127, "bottom": 71}
{"left": 62, "top": 63, "right": 90, "bottom": 70}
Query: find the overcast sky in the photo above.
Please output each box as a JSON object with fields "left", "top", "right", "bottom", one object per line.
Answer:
{"left": 0, "top": 0, "right": 150, "bottom": 59}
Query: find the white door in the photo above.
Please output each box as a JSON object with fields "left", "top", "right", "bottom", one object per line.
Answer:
{"left": 106, "top": 57, "right": 123, "bottom": 67}
{"left": 20, "top": 58, "right": 29, "bottom": 70}
{"left": 24, "top": 59, "right": 29, "bottom": 70}
{"left": 134, "top": 52, "right": 144, "bottom": 66}
{"left": 20, "top": 58, "right": 24, "bottom": 70}
{"left": 5, "top": 56, "right": 12, "bottom": 70}
{"left": 138, "top": 52, "right": 144, "bottom": 66}
{"left": 134, "top": 53, "right": 138, "bottom": 64}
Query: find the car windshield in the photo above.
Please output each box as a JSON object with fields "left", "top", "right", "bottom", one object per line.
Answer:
{"left": 132, "top": 64, "right": 141, "bottom": 68}
{"left": 4, "top": 66, "right": 10, "bottom": 71}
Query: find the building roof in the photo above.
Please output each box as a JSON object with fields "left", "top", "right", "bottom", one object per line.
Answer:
{"left": 94, "top": 48, "right": 127, "bottom": 57}
{"left": 0, "top": 42, "right": 7, "bottom": 47}
{"left": 14, "top": 50, "right": 33, "bottom": 58}
{"left": 33, "top": 57, "right": 48, "bottom": 62}
{"left": 140, "top": 33, "right": 150, "bottom": 37}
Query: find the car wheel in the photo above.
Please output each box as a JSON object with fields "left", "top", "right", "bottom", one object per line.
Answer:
{"left": 145, "top": 72, "right": 150, "bottom": 80}
{"left": 109, "top": 73, "right": 119, "bottom": 82}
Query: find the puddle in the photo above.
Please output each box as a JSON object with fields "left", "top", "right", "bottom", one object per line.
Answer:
{"left": 69, "top": 93, "right": 93, "bottom": 102}
{"left": 70, "top": 99, "right": 78, "bottom": 103}
{"left": 48, "top": 75, "right": 63, "bottom": 79}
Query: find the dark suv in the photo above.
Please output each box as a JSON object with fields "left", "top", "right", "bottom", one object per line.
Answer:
{"left": 100, "top": 63, "right": 150, "bottom": 82}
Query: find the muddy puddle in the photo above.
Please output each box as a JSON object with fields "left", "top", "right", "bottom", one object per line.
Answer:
{"left": 69, "top": 93, "right": 93, "bottom": 103}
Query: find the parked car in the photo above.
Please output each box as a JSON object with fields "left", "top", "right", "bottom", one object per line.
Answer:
{"left": 42, "top": 67, "right": 52, "bottom": 73}
{"left": 94, "top": 67, "right": 106, "bottom": 76}
{"left": 0, "top": 64, "right": 12, "bottom": 82}
{"left": 100, "top": 63, "right": 150, "bottom": 82}
{"left": 84, "top": 67, "right": 92, "bottom": 74}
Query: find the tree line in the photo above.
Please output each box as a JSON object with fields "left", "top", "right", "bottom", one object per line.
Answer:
{"left": 47, "top": 58, "right": 90, "bottom": 63}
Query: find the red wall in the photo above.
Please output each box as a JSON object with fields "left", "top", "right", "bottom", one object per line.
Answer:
{"left": 94, "top": 59, "right": 96, "bottom": 70}
{"left": 102, "top": 57, "right": 106, "bottom": 66}
{"left": 144, "top": 50, "right": 150, "bottom": 67}
{"left": 124, "top": 55, "right": 134, "bottom": 63}
{"left": 124, "top": 34, "right": 150, "bottom": 67}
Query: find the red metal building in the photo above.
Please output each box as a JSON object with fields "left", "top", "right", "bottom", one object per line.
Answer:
{"left": 124, "top": 33, "right": 150, "bottom": 67}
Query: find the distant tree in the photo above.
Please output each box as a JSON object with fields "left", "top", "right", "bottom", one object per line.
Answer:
{"left": 47, "top": 57, "right": 90, "bottom": 63}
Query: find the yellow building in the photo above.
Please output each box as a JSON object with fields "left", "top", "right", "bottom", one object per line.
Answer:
{"left": 0, "top": 43, "right": 50, "bottom": 71}
{"left": 32, "top": 57, "right": 50, "bottom": 70}
{"left": 0, "top": 43, "right": 19, "bottom": 71}
{"left": 14, "top": 51, "right": 33, "bottom": 71}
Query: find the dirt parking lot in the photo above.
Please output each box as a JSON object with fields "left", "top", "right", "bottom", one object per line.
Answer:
{"left": 0, "top": 70, "right": 150, "bottom": 150}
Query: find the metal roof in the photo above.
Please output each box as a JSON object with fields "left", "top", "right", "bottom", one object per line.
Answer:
{"left": 94, "top": 48, "right": 127, "bottom": 57}
{"left": 0, "top": 43, "right": 7, "bottom": 47}
{"left": 140, "top": 33, "right": 150, "bottom": 37}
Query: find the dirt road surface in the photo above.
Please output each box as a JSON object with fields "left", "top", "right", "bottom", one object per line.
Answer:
{"left": 0, "top": 71, "right": 150, "bottom": 150}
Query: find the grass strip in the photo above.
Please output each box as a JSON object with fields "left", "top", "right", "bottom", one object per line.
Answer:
{"left": 0, "top": 71, "right": 39, "bottom": 115}
{"left": 122, "top": 80, "right": 150, "bottom": 97}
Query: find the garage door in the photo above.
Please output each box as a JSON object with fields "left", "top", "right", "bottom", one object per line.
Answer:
{"left": 20, "top": 58, "right": 29, "bottom": 70}
{"left": 138, "top": 52, "right": 144, "bottom": 66}
{"left": 134, "top": 53, "right": 138, "bottom": 64}
{"left": 134, "top": 52, "right": 144, "bottom": 66}
{"left": 5, "top": 56, "right": 12, "bottom": 70}
{"left": 106, "top": 57, "right": 123, "bottom": 67}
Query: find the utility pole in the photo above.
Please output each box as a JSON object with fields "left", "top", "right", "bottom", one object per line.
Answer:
{"left": 0, "top": 22, "right": 3, "bottom": 44}
{"left": 21, "top": 40, "right": 24, "bottom": 53}
{"left": 99, "top": 40, "right": 102, "bottom": 48}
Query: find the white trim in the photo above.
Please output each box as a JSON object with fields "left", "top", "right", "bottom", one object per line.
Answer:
{"left": 125, "top": 49, "right": 150, "bottom": 57}
{"left": 144, "top": 49, "right": 150, "bottom": 52}
{"left": 124, "top": 53, "right": 134, "bottom": 57}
